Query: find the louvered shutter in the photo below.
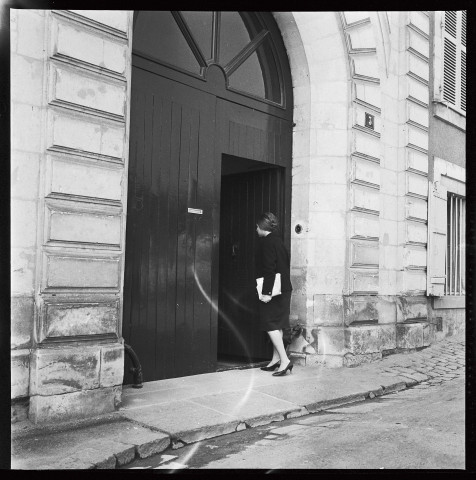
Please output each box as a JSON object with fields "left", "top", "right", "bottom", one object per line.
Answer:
{"left": 460, "top": 50, "right": 466, "bottom": 111}
{"left": 443, "top": 37, "right": 456, "bottom": 104}
{"left": 442, "top": 11, "right": 466, "bottom": 112}
{"left": 461, "top": 10, "right": 466, "bottom": 47}
{"left": 427, "top": 181, "right": 447, "bottom": 296}
{"left": 460, "top": 10, "right": 466, "bottom": 111}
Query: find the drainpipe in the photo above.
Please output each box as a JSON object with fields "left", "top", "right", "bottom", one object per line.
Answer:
{"left": 124, "top": 343, "right": 143, "bottom": 388}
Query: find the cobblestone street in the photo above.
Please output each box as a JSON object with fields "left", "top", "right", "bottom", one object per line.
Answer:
{"left": 375, "top": 334, "right": 465, "bottom": 388}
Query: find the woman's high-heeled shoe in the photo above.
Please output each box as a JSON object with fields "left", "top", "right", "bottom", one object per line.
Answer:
{"left": 260, "top": 361, "right": 280, "bottom": 371}
{"left": 272, "top": 361, "right": 293, "bottom": 376}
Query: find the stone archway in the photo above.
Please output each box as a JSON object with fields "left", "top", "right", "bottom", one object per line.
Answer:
{"left": 272, "top": 12, "right": 388, "bottom": 365}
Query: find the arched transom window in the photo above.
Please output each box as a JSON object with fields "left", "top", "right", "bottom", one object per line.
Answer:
{"left": 133, "top": 11, "right": 284, "bottom": 105}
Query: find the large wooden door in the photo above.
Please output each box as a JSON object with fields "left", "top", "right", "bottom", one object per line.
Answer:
{"left": 123, "top": 66, "right": 217, "bottom": 382}
{"left": 124, "top": 11, "right": 293, "bottom": 383}
{"left": 218, "top": 167, "right": 285, "bottom": 361}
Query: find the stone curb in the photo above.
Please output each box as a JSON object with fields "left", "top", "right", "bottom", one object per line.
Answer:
{"left": 101, "top": 377, "right": 426, "bottom": 469}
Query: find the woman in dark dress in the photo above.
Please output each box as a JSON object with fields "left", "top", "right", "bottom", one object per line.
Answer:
{"left": 255, "top": 212, "right": 293, "bottom": 376}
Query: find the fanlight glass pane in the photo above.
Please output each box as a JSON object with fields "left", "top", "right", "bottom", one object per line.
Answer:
{"left": 229, "top": 38, "right": 281, "bottom": 103}
{"left": 134, "top": 11, "right": 200, "bottom": 74}
{"left": 228, "top": 51, "right": 265, "bottom": 98}
{"left": 219, "top": 12, "right": 253, "bottom": 66}
{"left": 181, "top": 11, "right": 213, "bottom": 61}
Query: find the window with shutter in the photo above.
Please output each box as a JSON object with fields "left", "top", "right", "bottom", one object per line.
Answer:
{"left": 427, "top": 158, "right": 466, "bottom": 298}
{"left": 442, "top": 10, "right": 466, "bottom": 112}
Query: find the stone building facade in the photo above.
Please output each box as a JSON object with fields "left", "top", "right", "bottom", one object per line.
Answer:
{"left": 11, "top": 10, "right": 466, "bottom": 423}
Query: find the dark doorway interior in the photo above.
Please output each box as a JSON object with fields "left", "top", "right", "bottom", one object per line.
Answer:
{"left": 217, "top": 154, "right": 285, "bottom": 370}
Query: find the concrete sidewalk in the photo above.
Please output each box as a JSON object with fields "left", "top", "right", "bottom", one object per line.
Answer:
{"left": 11, "top": 333, "right": 465, "bottom": 470}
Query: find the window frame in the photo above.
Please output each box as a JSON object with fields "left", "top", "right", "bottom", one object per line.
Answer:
{"left": 445, "top": 192, "right": 465, "bottom": 296}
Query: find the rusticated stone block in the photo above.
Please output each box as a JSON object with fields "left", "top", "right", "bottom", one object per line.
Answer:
{"left": 11, "top": 296, "right": 33, "bottom": 349}
{"left": 396, "top": 296, "right": 428, "bottom": 322}
{"left": 314, "top": 294, "right": 344, "bottom": 326}
{"left": 46, "top": 255, "right": 120, "bottom": 289}
{"left": 317, "top": 326, "right": 345, "bottom": 355}
{"left": 100, "top": 343, "right": 124, "bottom": 387}
{"left": 48, "top": 209, "right": 122, "bottom": 247}
{"left": 396, "top": 322, "right": 424, "bottom": 349}
{"left": 30, "top": 346, "right": 100, "bottom": 395}
{"left": 53, "top": 66, "right": 126, "bottom": 117}
{"left": 345, "top": 325, "right": 379, "bottom": 353}
{"left": 375, "top": 296, "right": 397, "bottom": 324}
{"left": 48, "top": 156, "right": 123, "bottom": 201}
{"left": 343, "top": 351, "right": 382, "bottom": 367}
{"left": 379, "top": 324, "right": 397, "bottom": 349}
{"left": 343, "top": 295, "right": 378, "bottom": 326}
{"left": 54, "top": 20, "right": 127, "bottom": 74}
{"left": 69, "top": 10, "right": 129, "bottom": 32}
{"left": 11, "top": 349, "right": 30, "bottom": 399}
{"left": 42, "top": 301, "right": 119, "bottom": 341}
{"left": 29, "top": 386, "right": 117, "bottom": 424}
{"left": 344, "top": 324, "right": 396, "bottom": 355}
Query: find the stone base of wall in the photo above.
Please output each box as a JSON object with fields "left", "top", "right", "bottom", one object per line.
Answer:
{"left": 26, "top": 342, "right": 124, "bottom": 423}
{"left": 289, "top": 352, "right": 344, "bottom": 368}
{"left": 343, "top": 351, "right": 382, "bottom": 367}
{"left": 290, "top": 294, "right": 465, "bottom": 368}
{"left": 29, "top": 386, "right": 122, "bottom": 424}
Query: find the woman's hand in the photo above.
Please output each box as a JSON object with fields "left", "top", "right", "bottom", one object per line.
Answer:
{"left": 260, "top": 295, "right": 272, "bottom": 303}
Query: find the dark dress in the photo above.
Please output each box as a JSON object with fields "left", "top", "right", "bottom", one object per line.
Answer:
{"left": 255, "top": 231, "right": 293, "bottom": 332}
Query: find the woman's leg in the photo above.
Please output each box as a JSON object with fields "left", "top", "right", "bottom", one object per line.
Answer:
{"left": 267, "top": 331, "right": 281, "bottom": 366}
{"left": 267, "top": 329, "right": 290, "bottom": 371}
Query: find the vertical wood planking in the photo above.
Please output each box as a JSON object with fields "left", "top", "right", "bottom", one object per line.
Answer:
{"left": 175, "top": 104, "right": 190, "bottom": 376}
{"left": 196, "top": 99, "right": 216, "bottom": 372}
{"left": 164, "top": 101, "right": 181, "bottom": 377}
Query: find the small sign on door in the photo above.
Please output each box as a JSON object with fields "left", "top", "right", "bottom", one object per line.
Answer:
{"left": 188, "top": 208, "right": 203, "bottom": 215}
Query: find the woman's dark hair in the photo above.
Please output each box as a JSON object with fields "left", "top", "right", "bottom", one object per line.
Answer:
{"left": 257, "top": 212, "right": 279, "bottom": 232}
